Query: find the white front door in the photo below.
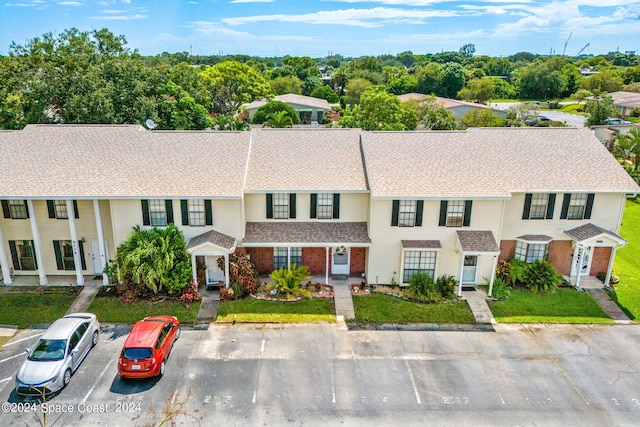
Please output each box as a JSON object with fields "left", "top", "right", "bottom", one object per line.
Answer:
{"left": 331, "top": 246, "right": 350, "bottom": 275}
{"left": 462, "top": 255, "right": 478, "bottom": 284}
{"left": 205, "top": 256, "right": 225, "bottom": 284}
{"left": 572, "top": 246, "right": 592, "bottom": 276}
{"left": 89, "top": 239, "right": 109, "bottom": 275}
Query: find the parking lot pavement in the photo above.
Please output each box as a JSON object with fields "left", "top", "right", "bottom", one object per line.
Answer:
{"left": 1, "top": 323, "right": 640, "bottom": 426}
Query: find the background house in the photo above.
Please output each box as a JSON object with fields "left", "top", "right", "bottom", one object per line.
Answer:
{"left": 244, "top": 94, "right": 334, "bottom": 124}
{"left": 397, "top": 93, "right": 508, "bottom": 119}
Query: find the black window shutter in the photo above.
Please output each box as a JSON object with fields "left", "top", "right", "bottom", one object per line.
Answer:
{"left": 2, "top": 201, "right": 10, "bottom": 218}
{"left": 205, "top": 200, "right": 213, "bottom": 225}
{"left": 47, "top": 201, "right": 56, "bottom": 218}
{"left": 333, "top": 194, "right": 340, "bottom": 219}
{"left": 141, "top": 200, "right": 150, "bottom": 225}
{"left": 415, "top": 200, "right": 424, "bottom": 226}
{"left": 463, "top": 200, "right": 473, "bottom": 227}
{"left": 584, "top": 193, "right": 595, "bottom": 219}
{"left": 310, "top": 194, "right": 317, "bottom": 218}
{"left": 53, "top": 241, "right": 64, "bottom": 270}
{"left": 439, "top": 201, "right": 448, "bottom": 226}
{"left": 79, "top": 240, "right": 86, "bottom": 270}
{"left": 289, "top": 194, "right": 296, "bottom": 219}
{"left": 560, "top": 194, "right": 571, "bottom": 219}
{"left": 31, "top": 241, "right": 37, "bottom": 269}
{"left": 522, "top": 194, "right": 532, "bottom": 219}
{"left": 181, "top": 200, "right": 189, "bottom": 225}
{"left": 165, "top": 200, "right": 174, "bottom": 224}
{"left": 9, "top": 241, "right": 19, "bottom": 270}
{"left": 24, "top": 201, "right": 29, "bottom": 218}
{"left": 266, "top": 194, "right": 273, "bottom": 219}
{"left": 391, "top": 200, "right": 399, "bottom": 226}
{"left": 73, "top": 200, "right": 79, "bottom": 219}
{"left": 546, "top": 194, "right": 556, "bottom": 220}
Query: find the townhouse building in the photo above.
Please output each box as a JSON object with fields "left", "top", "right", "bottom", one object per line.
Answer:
{"left": 0, "top": 125, "right": 637, "bottom": 295}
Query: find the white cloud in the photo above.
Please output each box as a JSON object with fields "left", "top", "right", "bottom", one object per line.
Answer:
{"left": 230, "top": 0, "right": 274, "bottom": 3}
{"left": 57, "top": 0, "right": 83, "bottom": 4}
{"left": 223, "top": 7, "right": 466, "bottom": 28}
{"left": 88, "top": 13, "right": 147, "bottom": 20}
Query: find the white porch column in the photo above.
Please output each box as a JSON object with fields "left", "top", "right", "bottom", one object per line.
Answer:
{"left": 0, "top": 224, "right": 12, "bottom": 285}
{"left": 93, "top": 200, "right": 109, "bottom": 286}
{"left": 66, "top": 200, "right": 84, "bottom": 286}
{"left": 458, "top": 253, "right": 465, "bottom": 297}
{"left": 287, "top": 247, "right": 291, "bottom": 268}
{"left": 575, "top": 245, "right": 585, "bottom": 289}
{"left": 224, "top": 253, "right": 230, "bottom": 288}
{"left": 488, "top": 255, "right": 498, "bottom": 297}
{"left": 191, "top": 253, "right": 197, "bottom": 285}
{"left": 603, "top": 247, "right": 617, "bottom": 288}
{"left": 27, "top": 200, "right": 47, "bottom": 285}
{"left": 325, "top": 246, "right": 329, "bottom": 284}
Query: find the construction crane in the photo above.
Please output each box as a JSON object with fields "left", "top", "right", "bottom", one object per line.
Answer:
{"left": 576, "top": 43, "right": 590, "bottom": 57}
{"left": 563, "top": 32, "right": 572, "bottom": 56}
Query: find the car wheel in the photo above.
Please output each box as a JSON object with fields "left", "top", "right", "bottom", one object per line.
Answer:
{"left": 158, "top": 360, "right": 166, "bottom": 378}
{"left": 63, "top": 369, "right": 72, "bottom": 387}
{"left": 91, "top": 330, "right": 99, "bottom": 347}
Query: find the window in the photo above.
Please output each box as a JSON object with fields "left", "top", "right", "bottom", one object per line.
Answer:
{"left": 446, "top": 200, "right": 465, "bottom": 227}
{"left": 6, "top": 200, "right": 28, "bottom": 219}
{"left": 9, "top": 240, "right": 37, "bottom": 270}
{"left": 529, "top": 194, "right": 547, "bottom": 219}
{"left": 273, "top": 193, "right": 289, "bottom": 219}
{"left": 54, "top": 200, "right": 68, "bottom": 219}
{"left": 316, "top": 194, "right": 333, "bottom": 219}
{"left": 149, "top": 199, "right": 167, "bottom": 226}
{"left": 515, "top": 241, "right": 549, "bottom": 263}
{"left": 188, "top": 200, "right": 205, "bottom": 226}
{"left": 567, "top": 193, "right": 587, "bottom": 220}
{"left": 53, "top": 240, "right": 86, "bottom": 271}
{"left": 273, "top": 247, "right": 302, "bottom": 270}
{"left": 398, "top": 200, "right": 417, "bottom": 227}
{"left": 403, "top": 251, "right": 437, "bottom": 282}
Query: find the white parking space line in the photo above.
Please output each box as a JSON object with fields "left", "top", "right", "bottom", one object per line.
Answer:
{"left": 260, "top": 339, "right": 265, "bottom": 353}
{"left": 0, "top": 352, "right": 27, "bottom": 365}
{"left": 3, "top": 333, "right": 43, "bottom": 347}
{"left": 0, "top": 377, "right": 12, "bottom": 383}
{"left": 404, "top": 360, "right": 421, "bottom": 405}
{"left": 81, "top": 357, "right": 115, "bottom": 404}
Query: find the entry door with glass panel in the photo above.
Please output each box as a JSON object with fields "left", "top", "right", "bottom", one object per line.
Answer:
{"left": 462, "top": 255, "right": 478, "bottom": 284}
{"left": 572, "top": 246, "right": 592, "bottom": 276}
{"left": 205, "top": 255, "right": 225, "bottom": 284}
{"left": 331, "top": 246, "right": 350, "bottom": 275}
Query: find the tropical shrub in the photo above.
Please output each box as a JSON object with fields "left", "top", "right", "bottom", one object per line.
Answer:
{"left": 507, "top": 258, "right": 528, "bottom": 287}
{"left": 268, "top": 264, "right": 312, "bottom": 299}
{"left": 179, "top": 280, "right": 202, "bottom": 309}
{"left": 252, "top": 100, "right": 300, "bottom": 125}
{"left": 218, "top": 254, "right": 257, "bottom": 298}
{"left": 489, "top": 277, "right": 511, "bottom": 301}
{"left": 596, "top": 271, "right": 620, "bottom": 285}
{"left": 522, "top": 260, "right": 562, "bottom": 293}
{"left": 436, "top": 275, "right": 458, "bottom": 300}
{"left": 404, "top": 272, "right": 441, "bottom": 303}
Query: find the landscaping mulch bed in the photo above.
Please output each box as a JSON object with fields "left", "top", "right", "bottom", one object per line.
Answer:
{"left": 251, "top": 283, "right": 334, "bottom": 302}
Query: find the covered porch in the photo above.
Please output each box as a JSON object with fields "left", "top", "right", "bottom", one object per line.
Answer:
{"left": 186, "top": 229, "right": 237, "bottom": 288}
{"left": 456, "top": 230, "right": 501, "bottom": 297}
{"left": 564, "top": 223, "right": 627, "bottom": 289}
{"left": 242, "top": 222, "right": 371, "bottom": 284}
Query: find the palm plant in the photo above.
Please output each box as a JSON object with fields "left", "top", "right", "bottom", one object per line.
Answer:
{"left": 268, "top": 264, "right": 312, "bottom": 299}
{"left": 263, "top": 110, "right": 294, "bottom": 128}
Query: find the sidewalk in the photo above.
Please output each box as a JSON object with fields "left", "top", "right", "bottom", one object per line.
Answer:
{"left": 460, "top": 288, "right": 496, "bottom": 324}
{"left": 333, "top": 282, "right": 355, "bottom": 320}
{"left": 586, "top": 288, "right": 635, "bottom": 324}
{"left": 66, "top": 281, "right": 102, "bottom": 314}
{"left": 194, "top": 288, "right": 220, "bottom": 329}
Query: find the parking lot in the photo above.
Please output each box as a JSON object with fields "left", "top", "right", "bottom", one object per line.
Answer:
{"left": 1, "top": 322, "right": 640, "bottom": 426}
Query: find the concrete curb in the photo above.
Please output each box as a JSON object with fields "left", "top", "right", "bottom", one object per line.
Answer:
{"left": 346, "top": 322, "right": 496, "bottom": 332}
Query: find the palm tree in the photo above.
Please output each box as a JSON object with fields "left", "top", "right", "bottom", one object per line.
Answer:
{"left": 613, "top": 127, "right": 640, "bottom": 170}
{"left": 263, "top": 110, "right": 294, "bottom": 128}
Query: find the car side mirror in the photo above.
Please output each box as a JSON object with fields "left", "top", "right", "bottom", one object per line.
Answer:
{"left": 25, "top": 348, "right": 30, "bottom": 354}
{"left": 71, "top": 348, "right": 79, "bottom": 354}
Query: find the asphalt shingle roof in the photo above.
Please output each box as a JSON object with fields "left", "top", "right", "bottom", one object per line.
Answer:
{"left": 401, "top": 240, "right": 442, "bottom": 249}
{"left": 187, "top": 229, "right": 236, "bottom": 251}
{"left": 456, "top": 230, "right": 500, "bottom": 253}
{"left": 564, "top": 223, "right": 626, "bottom": 244}
{"left": 243, "top": 222, "right": 371, "bottom": 245}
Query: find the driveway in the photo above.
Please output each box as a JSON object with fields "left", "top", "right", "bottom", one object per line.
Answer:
{"left": 1, "top": 323, "right": 639, "bottom": 426}
{"left": 492, "top": 102, "right": 587, "bottom": 128}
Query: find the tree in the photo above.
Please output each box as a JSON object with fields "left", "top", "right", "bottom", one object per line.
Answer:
{"left": 613, "top": 127, "right": 640, "bottom": 171}
{"left": 458, "top": 78, "right": 495, "bottom": 104}
{"left": 506, "top": 102, "right": 539, "bottom": 126}
{"left": 458, "top": 109, "right": 505, "bottom": 128}
{"left": 515, "top": 60, "right": 567, "bottom": 99}
{"left": 340, "top": 85, "right": 417, "bottom": 131}
{"left": 585, "top": 96, "right": 615, "bottom": 126}
{"left": 155, "top": 81, "right": 211, "bottom": 130}
{"left": 459, "top": 43, "right": 476, "bottom": 58}
{"left": 416, "top": 62, "right": 443, "bottom": 95}
{"left": 386, "top": 74, "right": 417, "bottom": 95}
{"left": 402, "top": 96, "right": 456, "bottom": 130}
{"left": 310, "top": 85, "right": 339, "bottom": 103}
{"left": 200, "top": 60, "right": 273, "bottom": 115}
{"left": 269, "top": 76, "right": 303, "bottom": 95}
{"left": 252, "top": 100, "right": 300, "bottom": 125}
{"left": 264, "top": 110, "right": 294, "bottom": 128}
{"left": 579, "top": 71, "right": 623, "bottom": 95}
{"left": 344, "top": 78, "right": 372, "bottom": 105}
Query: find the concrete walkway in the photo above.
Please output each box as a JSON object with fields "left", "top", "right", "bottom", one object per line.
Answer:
{"left": 333, "top": 282, "right": 355, "bottom": 320}
{"left": 461, "top": 288, "right": 495, "bottom": 324}
{"left": 586, "top": 288, "right": 635, "bottom": 324}
{"left": 194, "top": 288, "right": 220, "bottom": 329}
{"left": 66, "top": 281, "right": 102, "bottom": 314}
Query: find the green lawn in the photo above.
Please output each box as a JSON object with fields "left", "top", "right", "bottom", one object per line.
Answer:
{"left": 352, "top": 294, "right": 476, "bottom": 324}
{"left": 0, "top": 292, "right": 78, "bottom": 328}
{"left": 612, "top": 198, "right": 640, "bottom": 320}
{"left": 0, "top": 336, "right": 12, "bottom": 349}
{"left": 87, "top": 297, "right": 200, "bottom": 325}
{"left": 488, "top": 288, "right": 613, "bottom": 324}
{"left": 216, "top": 297, "right": 336, "bottom": 323}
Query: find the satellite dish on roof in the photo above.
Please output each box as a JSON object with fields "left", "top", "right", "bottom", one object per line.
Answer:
{"left": 145, "top": 119, "right": 157, "bottom": 130}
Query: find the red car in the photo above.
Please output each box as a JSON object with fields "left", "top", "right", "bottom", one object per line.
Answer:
{"left": 118, "top": 316, "right": 180, "bottom": 379}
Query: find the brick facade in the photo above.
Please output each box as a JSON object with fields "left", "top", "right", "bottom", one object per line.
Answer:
{"left": 350, "top": 247, "right": 366, "bottom": 275}
{"left": 590, "top": 247, "right": 612, "bottom": 276}
{"left": 244, "top": 247, "right": 274, "bottom": 274}
{"left": 302, "top": 247, "right": 327, "bottom": 274}
{"left": 499, "top": 240, "right": 516, "bottom": 262}
{"left": 548, "top": 240, "right": 573, "bottom": 275}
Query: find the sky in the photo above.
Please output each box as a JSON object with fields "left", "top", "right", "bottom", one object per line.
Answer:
{"left": 1, "top": 0, "right": 639, "bottom": 58}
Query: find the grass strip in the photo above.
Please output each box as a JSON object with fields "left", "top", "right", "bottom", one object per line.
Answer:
{"left": 216, "top": 298, "right": 336, "bottom": 323}
{"left": 353, "top": 294, "right": 476, "bottom": 324}
{"left": 88, "top": 296, "right": 200, "bottom": 324}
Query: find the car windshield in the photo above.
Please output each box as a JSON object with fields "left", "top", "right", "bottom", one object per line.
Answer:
{"left": 29, "top": 339, "right": 67, "bottom": 361}
{"left": 123, "top": 348, "right": 153, "bottom": 360}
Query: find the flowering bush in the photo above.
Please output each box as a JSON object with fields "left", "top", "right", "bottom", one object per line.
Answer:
{"left": 179, "top": 280, "right": 202, "bottom": 309}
